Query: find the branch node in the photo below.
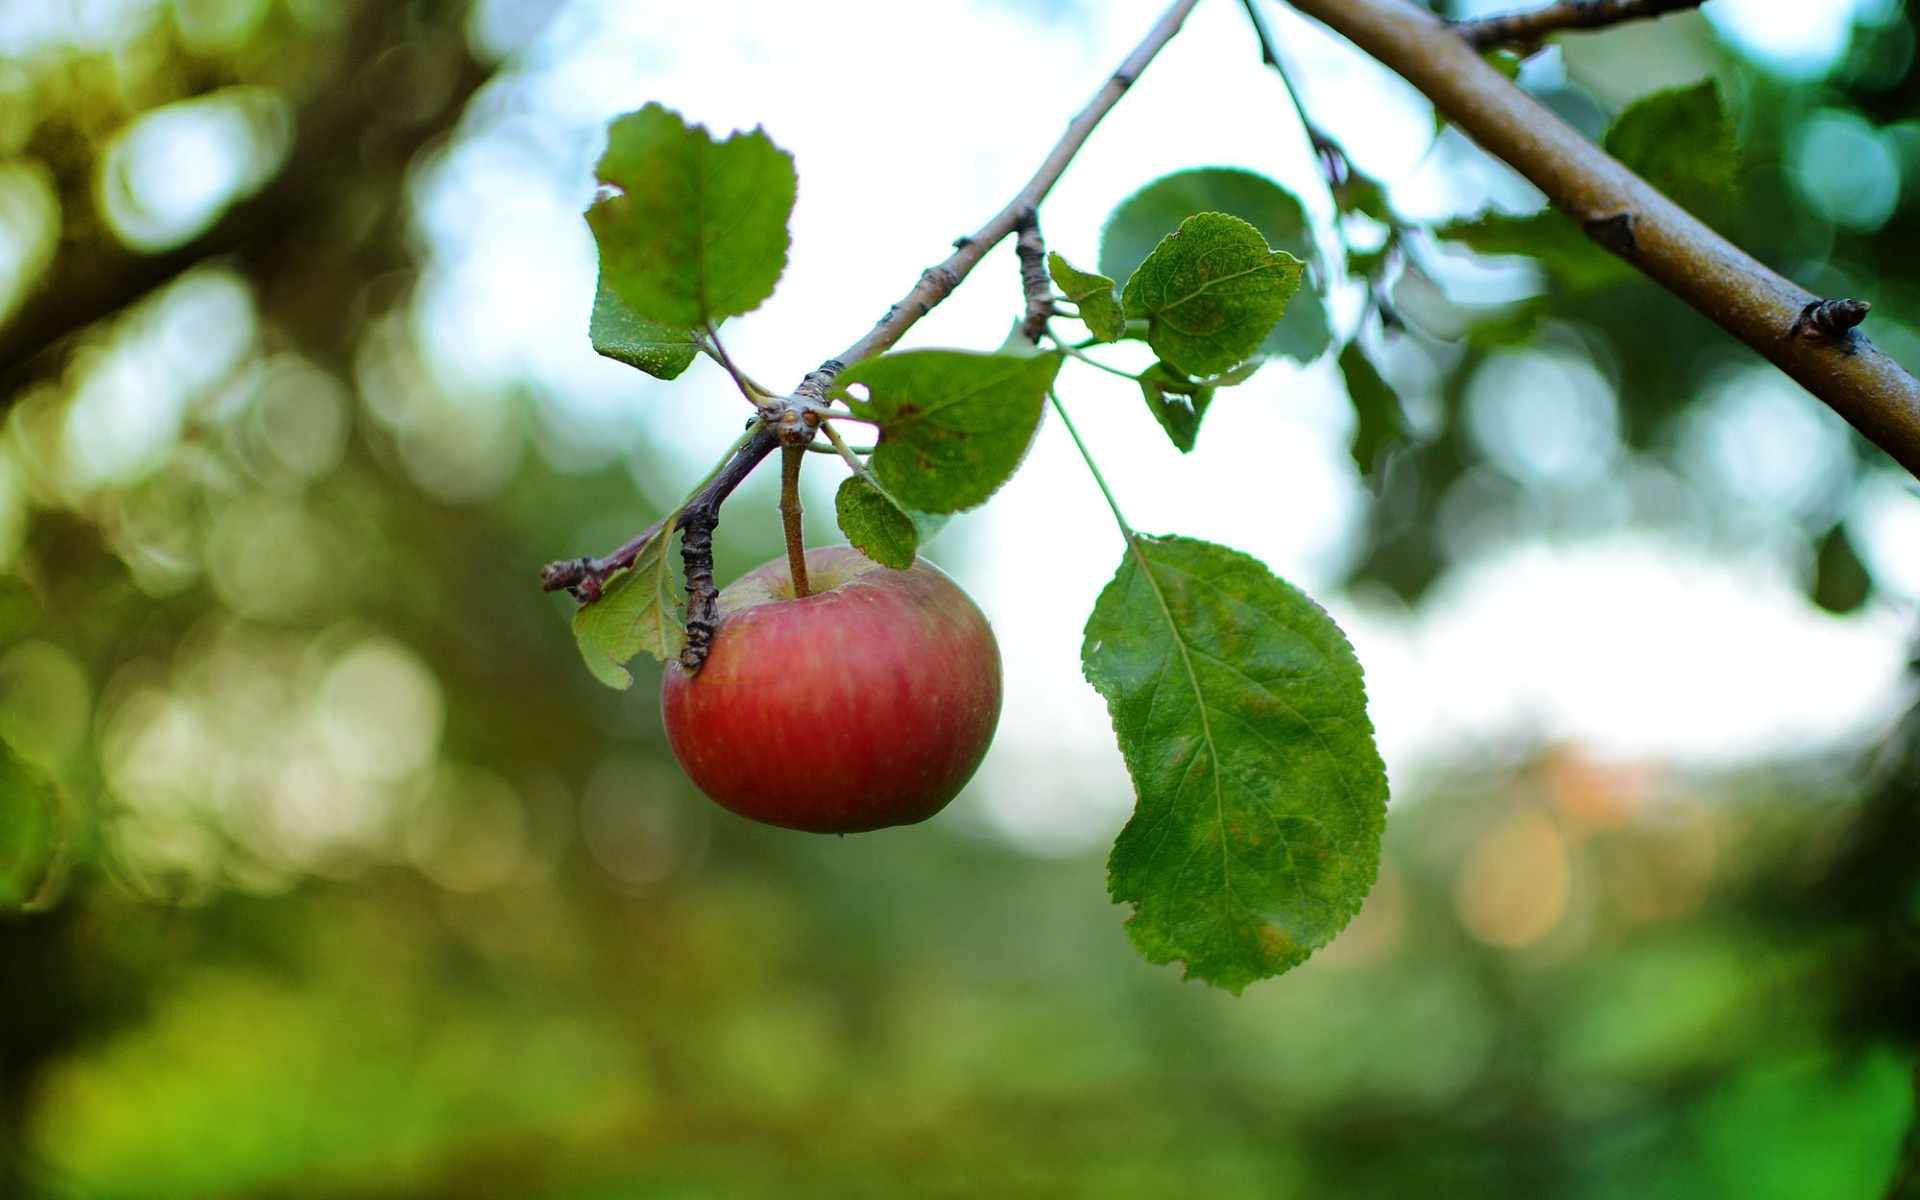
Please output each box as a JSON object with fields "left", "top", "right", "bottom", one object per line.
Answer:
{"left": 1585, "top": 211, "right": 1638, "bottom": 255}
{"left": 1788, "top": 298, "right": 1872, "bottom": 348}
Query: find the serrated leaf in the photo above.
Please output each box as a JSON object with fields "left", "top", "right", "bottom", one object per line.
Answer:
{"left": 1339, "top": 341, "right": 1408, "bottom": 472}
{"left": 1135, "top": 359, "right": 1262, "bottom": 454}
{"left": 1048, "top": 252, "right": 1126, "bottom": 342}
{"left": 836, "top": 350, "right": 1061, "bottom": 514}
{"left": 834, "top": 474, "right": 947, "bottom": 569}
{"left": 1604, "top": 80, "right": 1738, "bottom": 218}
{"left": 1121, "top": 212, "right": 1302, "bottom": 379}
{"left": 1102, "top": 168, "right": 1330, "bottom": 363}
{"left": 1436, "top": 209, "right": 1638, "bottom": 294}
{"left": 589, "top": 275, "right": 703, "bottom": 380}
{"left": 1083, "top": 535, "right": 1387, "bottom": 992}
{"left": 572, "top": 519, "right": 684, "bottom": 689}
{"left": 587, "top": 102, "right": 795, "bottom": 329}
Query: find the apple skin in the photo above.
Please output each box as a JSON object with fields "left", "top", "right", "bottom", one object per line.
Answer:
{"left": 660, "top": 546, "right": 1003, "bottom": 833}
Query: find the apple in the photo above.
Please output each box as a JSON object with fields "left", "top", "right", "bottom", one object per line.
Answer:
{"left": 660, "top": 545, "right": 1003, "bottom": 833}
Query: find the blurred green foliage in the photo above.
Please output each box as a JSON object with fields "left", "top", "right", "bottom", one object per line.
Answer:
{"left": 0, "top": 0, "right": 1918, "bottom": 1197}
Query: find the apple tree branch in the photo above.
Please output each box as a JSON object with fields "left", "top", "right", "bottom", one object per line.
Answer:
{"left": 1281, "top": 0, "right": 1920, "bottom": 482}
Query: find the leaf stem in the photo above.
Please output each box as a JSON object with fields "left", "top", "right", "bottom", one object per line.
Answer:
{"left": 703, "top": 324, "right": 774, "bottom": 404}
{"left": 780, "top": 444, "right": 811, "bottom": 598}
{"left": 1054, "top": 340, "right": 1141, "bottom": 381}
{"left": 1048, "top": 389, "right": 1135, "bottom": 539}
{"left": 817, "top": 420, "right": 876, "bottom": 477}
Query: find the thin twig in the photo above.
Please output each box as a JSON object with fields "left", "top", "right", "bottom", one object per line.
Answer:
{"left": 1452, "top": 0, "right": 1705, "bottom": 49}
{"left": 1284, "top": 0, "right": 1920, "bottom": 480}
{"left": 831, "top": 0, "right": 1202, "bottom": 369}
{"left": 1239, "top": 0, "right": 1350, "bottom": 187}
{"left": 703, "top": 324, "right": 773, "bottom": 403}
{"left": 548, "top": 0, "right": 1204, "bottom": 671}
{"left": 1015, "top": 208, "right": 1055, "bottom": 344}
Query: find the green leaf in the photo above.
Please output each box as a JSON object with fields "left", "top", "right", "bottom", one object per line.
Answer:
{"left": 1120, "top": 212, "right": 1302, "bottom": 379}
{"left": 572, "top": 519, "right": 684, "bottom": 689}
{"left": 1436, "top": 209, "right": 1638, "bottom": 294}
{"left": 1604, "top": 80, "right": 1738, "bottom": 218}
{"left": 834, "top": 475, "right": 947, "bottom": 569}
{"left": 587, "top": 102, "right": 796, "bottom": 328}
{"left": 0, "top": 740, "right": 57, "bottom": 911}
{"left": 1083, "top": 535, "right": 1387, "bottom": 992}
{"left": 837, "top": 350, "right": 1061, "bottom": 514}
{"left": 1338, "top": 341, "right": 1408, "bottom": 472}
{"left": 1102, "top": 168, "right": 1330, "bottom": 363}
{"left": 589, "top": 275, "right": 703, "bottom": 380}
{"left": 1135, "top": 359, "right": 1262, "bottom": 454}
{"left": 1047, "top": 252, "right": 1126, "bottom": 342}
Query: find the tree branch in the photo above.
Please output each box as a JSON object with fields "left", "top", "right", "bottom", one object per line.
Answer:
{"left": 1452, "top": 0, "right": 1706, "bottom": 49}
{"left": 545, "top": 0, "right": 1202, "bottom": 671}
{"left": 1282, "top": 0, "right": 1920, "bottom": 481}
{"left": 829, "top": 0, "right": 1201, "bottom": 369}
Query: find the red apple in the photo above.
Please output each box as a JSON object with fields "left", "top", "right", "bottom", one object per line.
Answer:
{"left": 660, "top": 545, "right": 1003, "bottom": 833}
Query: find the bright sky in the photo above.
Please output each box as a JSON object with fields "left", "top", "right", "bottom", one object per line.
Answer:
{"left": 432, "top": 0, "right": 1918, "bottom": 852}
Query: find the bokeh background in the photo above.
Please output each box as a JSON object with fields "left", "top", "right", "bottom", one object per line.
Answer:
{"left": 4, "top": 0, "right": 1920, "bottom": 1195}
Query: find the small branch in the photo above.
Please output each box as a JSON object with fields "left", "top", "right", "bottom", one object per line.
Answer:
{"left": 780, "top": 444, "right": 811, "bottom": 598}
{"left": 830, "top": 0, "right": 1201, "bottom": 369}
{"left": 1239, "top": 0, "right": 1351, "bottom": 189}
{"left": 1015, "top": 208, "right": 1054, "bottom": 344}
{"left": 677, "top": 424, "right": 783, "bottom": 670}
{"left": 703, "top": 324, "right": 773, "bottom": 404}
{"left": 539, "top": 515, "right": 669, "bottom": 603}
{"left": 1452, "top": 0, "right": 1705, "bottom": 49}
{"left": 1283, "top": 0, "right": 1920, "bottom": 481}
{"left": 548, "top": 0, "right": 1201, "bottom": 672}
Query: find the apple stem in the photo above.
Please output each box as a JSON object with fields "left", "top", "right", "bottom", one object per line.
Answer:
{"left": 781, "top": 444, "right": 812, "bottom": 599}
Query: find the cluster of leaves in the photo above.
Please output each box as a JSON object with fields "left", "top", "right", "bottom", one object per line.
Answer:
{"left": 571, "top": 103, "right": 1387, "bottom": 992}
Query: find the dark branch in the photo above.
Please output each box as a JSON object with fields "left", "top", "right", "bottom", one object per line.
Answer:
{"left": 1014, "top": 208, "right": 1054, "bottom": 344}
{"left": 1451, "top": 0, "right": 1705, "bottom": 49}
{"left": 1240, "top": 0, "right": 1350, "bottom": 188}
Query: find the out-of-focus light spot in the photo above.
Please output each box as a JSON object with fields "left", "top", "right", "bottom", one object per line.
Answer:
{"left": 0, "top": 641, "right": 91, "bottom": 765}
{"left": 1790, "top": 108, "right": 1902, "bottom": 233}
{"left": 1706, "top": 0, "right": 1869, "bottom": 80}
{"left": 580, "top": 758, "right": 708, "bottom": 888}
{"left": 1606, "top": 798, "right": 1718, "bottom": 924}
{"left": 1546, "top": 746, "right": 1659, "bottom": 836}
{"left": 1679, "top": 366, "right": 1852, "bottom": 523}
{"left": 317, "top": 639, "right": 444, "bottom": 784}
{"left": 60, "top": 270, "right": 257, "bottom": 494}
{"left": 1849, "top": 471, "right": 1920, "bottom": 600}
{"left": 0, "top": 159, "right": 58, "bottom": 325}
{"left": 98, "top": 87, "right": 290, "bottom": 252}
{"left": 243, "top": 357, "right": 351, "bottom": 488}
{"left": 206, "top": 496, "right": 340, "bottom": 622}
{"left": 357, "top": 319, "right": 522, "bottom": 503}
{"left": 407, "top": 763, "right": 528, "bottom": 892}
{"left": 1466, "top": 347, "right": 1620, "bottom": 487}
{"left": 1455, "top": 810, "right": 1571, "bottom": 947}
{"left": 246, "top": 737, "right": 382, "bottom": 874}
{"left": 101, "top": 688, "right": 215, "bottom": 819}
{"left": 173, "top": 0, "right": 270, "bottom": 54}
